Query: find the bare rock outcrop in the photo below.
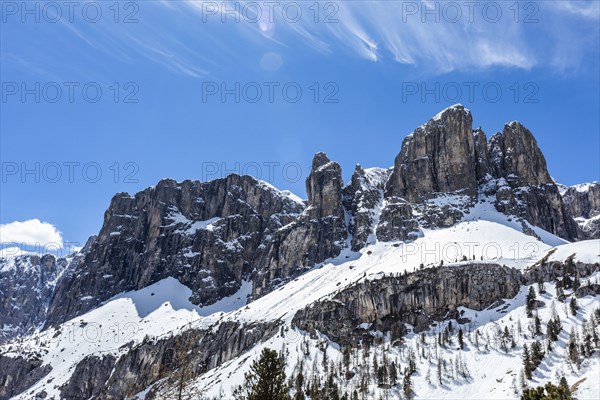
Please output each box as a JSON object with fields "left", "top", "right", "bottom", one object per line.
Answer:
{"left": 293, "top": 264, "right": 523, "bottom": 346}
{"left": 386, "top": 105, "right": 478, "bottom": 202}
{"left": 254, "top": 152, "right": 348, "bottom": 295}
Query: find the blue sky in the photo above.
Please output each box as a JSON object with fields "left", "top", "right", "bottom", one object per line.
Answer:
{"left": 1, "top": 0, "right": 599, "bottom": 251}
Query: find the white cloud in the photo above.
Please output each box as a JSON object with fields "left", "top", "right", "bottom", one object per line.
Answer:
{"left": 0, "top": 219, "right": 64, "bottom": 248}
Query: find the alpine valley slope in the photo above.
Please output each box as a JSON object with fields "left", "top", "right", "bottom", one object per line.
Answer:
{"left": 1, "top": 105, "right": 599, "bottom": 400}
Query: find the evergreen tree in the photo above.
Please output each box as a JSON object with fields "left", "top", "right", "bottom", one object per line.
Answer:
{"left": 526, "top": 286, "right": 537, "bottom": 317}
{"left": 530, "top": 340, "right": 545, "bottom": 369}
{"left": 547, "top": 318, "right": 558, "bottom": 342}
{"left": 568, "top": 329, "right": 580, "bottom": 367}
{"left": 294, "top": 368, "right": 305, "bottom": 400}
{"left": 458, "top": 328, "right": 464, "bottom": 350}
{"left": 591, "top": 314, "right": 599, "bottom": 347}
{"left": 534, "top": 316, "right": 542, "bottom": 336}
{"left": 537, "top": 280, "right": 546, "bottom": 294}
{"left": 376, "top": 365, "right": 387, "bottom": 387}
{"left": 569, "top": 297, "right": 578, "bottom": 316}
{"left": 403, "top": 372, "right": 413, "bottom": 398}
{"left": 342, "top": 347, "right": 351, "bottom": 372}
{"left": 523, "top": 344, "right": 532, "bottom": 379}
{"left": 372, "top": 356, "right": 379, "bottom": 380}
{"left": 389, "top": 362, "right": 398, "bottom": 385}
{"left": 242, "top": 348, "right": 288, "bottom": 400}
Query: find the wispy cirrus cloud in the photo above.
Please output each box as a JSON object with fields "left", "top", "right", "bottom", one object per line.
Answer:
{"left": 174, "top": 0, "right": 574, "bottom": 74}
{"left": 547, "top": 0, "right": 600, "bottom": 20}
{"left": 2, "top": 0, "right": 597, "bottom": 78}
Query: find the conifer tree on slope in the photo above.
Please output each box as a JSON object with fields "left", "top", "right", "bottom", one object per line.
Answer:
{"left": 235, "top": 348, "right": 288, "bottom": 400}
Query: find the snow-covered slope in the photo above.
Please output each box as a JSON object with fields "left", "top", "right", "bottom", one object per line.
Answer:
{"left": 168, "top": 279, "right": 600, "bottom": 400}
{"left": 4, "top": 277, "right": 254, "bottom": 400}
{"left": 3, "top": 209, "right": 598, "bottom": 399}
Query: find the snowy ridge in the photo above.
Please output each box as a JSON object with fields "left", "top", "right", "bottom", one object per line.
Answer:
{"left": 432, "top": 103, "right": 469, "bottom": 122}
{"left": 257, "top": 179, "right": 305, "bottom": 205}
{"left": 5, "top": 277, "right": 254, "bottom": 400}
{"left": 4, "top": 209, "right": 598, "bottom": 399}
{"left": 169, "top": 279, "right": 600, "bottom": 400}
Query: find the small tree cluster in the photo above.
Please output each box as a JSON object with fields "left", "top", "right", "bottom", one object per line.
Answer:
{"left": 523, "top": 341, "right": 544, "bottom": 379}
{"left": 520, "top": 377, "right": 572, "bottom": 400}
{"left": 546, "top": 314, "right": 562, "bottom": 342}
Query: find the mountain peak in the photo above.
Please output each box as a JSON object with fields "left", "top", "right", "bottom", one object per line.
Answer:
{"left": 431, "top": 103, "right": 471, "bottom": 122}
{"left": 311, "top": 152, "right": 332, "bottom": 171}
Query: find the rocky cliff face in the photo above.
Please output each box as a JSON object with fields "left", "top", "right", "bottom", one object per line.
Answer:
{"left": 252, "top": 152, "right": 348, "bottom": 296}
{"left": 44, "top": 156, "right": 351, "bottom": 327}
{"left": 293, "top": 258, "right": 600, "bottom": 348}
{"left": 386, "top": 105, "right": 478, "bottom": 202}
{"left": 488, "top": 122, "right": 552, "bottom": 186}
{"left": 343, "top": 166, "right": 390, "bottom": 250}
{"left": 45, "top": 175, "right": 305, "bottom": 327}
{"left": 0, "top": 355, "right": 51, "bottom": 400}
{"left": 1, "top": 104, "right": 597, "bottom": 400}
{"left": 0, "top": 254, "right": 78, "bottom": 344}
{"left": 562, "top": 183, "right": 600, "bottom": 219}
{"left": 3, "top": 105, "right": 590, "bottom": 342}
{"left": 37, "top": 105, "right": 585, "bottom": 329}
{"left": 293, "top": 264, "right": 523, "bottom": 345}
{"left": 382, "top": 105, "right": 578, "bottom": 241}
{"left": 561, "top": 182, "right": 600, "bottom": 239}
{"left": 487, "top": 122, "right": 579, "bottom": 240}
{"left": 57, "top": 321, "right": 279, "bottom": 400}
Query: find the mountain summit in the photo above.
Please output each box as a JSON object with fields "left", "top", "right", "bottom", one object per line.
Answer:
{"left": 1, "top": 106, "right": 598, "bottom": 400}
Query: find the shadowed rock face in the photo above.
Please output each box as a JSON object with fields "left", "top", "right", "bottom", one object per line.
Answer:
{"left": 0, "top": 254, "right": 78, "bottom": 344}
{"left": 382, "top": 106, "right": 578, "bottom": 241}
{"left": 562, "top": 183, "right": 600, "bottom": 220}
{"left": 292, "top": 264, "right": 523, "bottom": 346}
{"left": 386, "top": 105, "right": 478, "bottom": 202}
{"left": 57, "top": 321, "right": 279, "bottom": 400}
{"left": 45, "top": 154, "right": 349, "bottom": 326}
{"left": 45, "top": 175, "right": 305, "bottom": 327}
{"left": 473, "top": 127, "right": 491, "bottom": 183}
{"left": 561, "top": 183, "right": 600, "bottom": 239}
{"left": 489, "top": 122, "right": 552, "bottom": 186}
{"left": 307, "top": 152, "right": 346, "bottom": 220}
{"left": 253, "top": 152, "right": 348, "bottom": 296}
{"left": 343, "top": 165, "right": 391, "bottom": 251}
{"left": 0, "top": 356, "right": 52, "bottom": 400}
{"left": 487, "top": 122, "right": 578, "bottom": 240}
